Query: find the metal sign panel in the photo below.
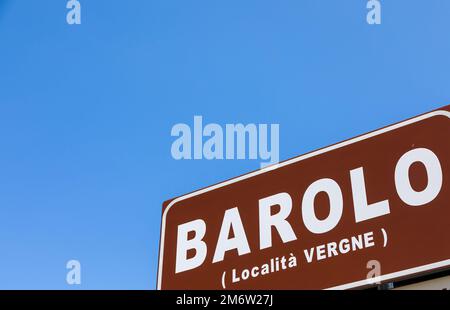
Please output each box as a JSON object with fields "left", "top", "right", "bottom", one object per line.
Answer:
{"left": 158, "top": 105, "right": 450, "bottom": 289}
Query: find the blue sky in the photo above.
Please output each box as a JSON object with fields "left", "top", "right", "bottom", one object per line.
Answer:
{"left": 0, "top": 0, "right": 449, "bottom": 289}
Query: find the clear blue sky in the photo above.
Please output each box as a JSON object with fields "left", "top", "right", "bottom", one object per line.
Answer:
{"left": 0, "top": 1, "right": 449, "bottom": 289}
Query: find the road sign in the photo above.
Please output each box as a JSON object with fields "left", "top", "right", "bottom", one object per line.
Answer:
{"left": 158, "top": 105, "right": 450, "bottom": 290}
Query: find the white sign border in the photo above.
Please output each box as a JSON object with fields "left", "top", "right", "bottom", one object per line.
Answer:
{"left": 157, "top": 109, "right": 450, "bottom": 290}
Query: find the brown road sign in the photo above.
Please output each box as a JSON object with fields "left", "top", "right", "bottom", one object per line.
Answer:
{"left": 158, "top": 105, "right": 450, "bottom": 290}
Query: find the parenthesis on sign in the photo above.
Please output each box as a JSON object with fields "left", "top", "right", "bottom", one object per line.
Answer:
{"left": 221, "top": 271, "right": 227, "bottom": 289}
{"left": 381, "top": 228, "right": 388, "bottom": 248}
